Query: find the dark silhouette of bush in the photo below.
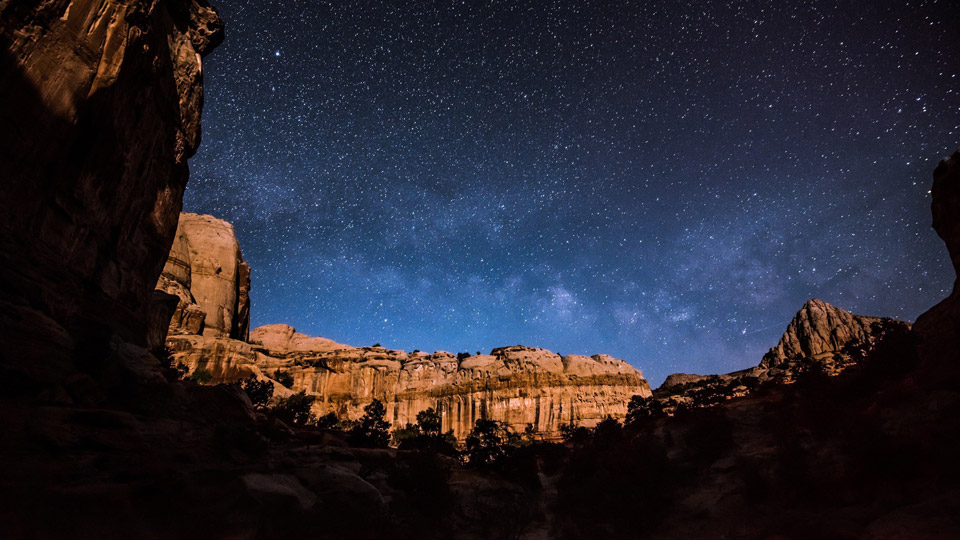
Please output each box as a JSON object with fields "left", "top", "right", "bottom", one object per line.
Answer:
{"left": 189, "top": 366, "right": 213, "bottom": 384}
{"left": 349, "top": 399, "right": 392, "bottom": 448}
{"left": 271, "top": 390, "right": 316, "bottom": 426}
{"left": 457, "top": 352, "right": 471, "bottom": 361}
{"left": 241, "top": 376, "right": 273, "bottom": 410}
{"left": 393, "top": 422, "right": 420, "bottom": 445}
{"left": 416, "top": 407, "right": 442, "bottom": 435}
{"left": 272, "top": 368, "right": 294, "bottom": 388}
{"left": 560, "top": 422, "right": 592, "bottom": 446}
{"left": 626, "top": 394, "right": 667, "bottom": 425}
{"left": 315, "top": 411, "right": 340, "bottom": 429}
{"left": 396, "top": 407, "right": 459, "bottom": 455}
{"left": 592, "top": 416, "right": 624, "bottom": 447}
{"left": 465, "top": 419, "right": 512, "bottom": 467}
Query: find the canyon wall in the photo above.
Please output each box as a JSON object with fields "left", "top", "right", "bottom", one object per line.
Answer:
{"left": 154, "top": 216, "right": 651, "bottom": 438}
{"left": 167, "top": 329, "right": 650, "bottom": 439}
{"left": 914, "top": 149, "right": 960, "bottom": 383}
{"left": 0, "top": 0, "right": 223, "bottom": 385}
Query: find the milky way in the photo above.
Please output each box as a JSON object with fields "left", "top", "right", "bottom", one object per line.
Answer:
{"left": 185, "top": 0, "right": 960, "bottom": 385}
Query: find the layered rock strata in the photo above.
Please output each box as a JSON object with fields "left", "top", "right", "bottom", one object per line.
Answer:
{"left": 0, "top": 0, "right": 223, "bottom": 383}
{"left": 168, "top": 327, "right": 651, "bottom": 439}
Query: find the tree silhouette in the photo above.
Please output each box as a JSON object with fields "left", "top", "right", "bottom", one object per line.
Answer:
{"left": 271, "top": 390, "right": 315, "bottom": 426}
{"left": 241, "top": 376, "right": 273, "bottom": 410}
{"left": 349, "top": 399, "right": 392, "bottom": 448}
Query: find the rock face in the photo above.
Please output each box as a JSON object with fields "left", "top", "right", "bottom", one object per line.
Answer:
{"left": 655, "top": 299, "right": 909, "bottom": 406}
{"left": 760, "top": 299, "right": 890, "bottom": 369}
{"left": 914, "top": 149, "right": 960, "bottom": 381}
{"left": 0, "top": 0, "right": 223, "bottom": 383}
{"left": 156, "top": 213, "right": 251, "bottom": 340}
{"left": 168, "top": 331, "right": 651, "bottom": 439}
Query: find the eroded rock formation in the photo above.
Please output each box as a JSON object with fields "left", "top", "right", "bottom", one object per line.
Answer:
{"left": 156, "top": 213, "right": 251, "bottom": 340}
{"left": 168, "top": 330, "right": 651, "bottom": 439}
{"left": 759, "top": 298, "right": 890, "bottom": 368}
{"left": 914, "top": 149, "right": 960, "bottom": 381}
{"left": 0, "top": 0, "right": 223, "bottom": 384}
{"left": 655, "top": 299, "right": 909, "bottom": 405}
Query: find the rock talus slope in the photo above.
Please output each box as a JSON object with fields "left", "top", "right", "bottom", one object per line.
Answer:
{"left": 0, "top": 0, "right": 223, "bottom": 384}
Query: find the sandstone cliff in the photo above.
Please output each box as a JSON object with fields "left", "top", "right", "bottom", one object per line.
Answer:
{"left": 655, "top": 299, "right": 909, "bottom": 404}
{"left": 0, "top": 0, "right": 223, "bottom": 383}
{"left": 156, "top": 213, "right": 251, "bottom": 340}
{"left": 914, "top": 149, "right": 960, "bottom": 382}
{"left": 167, "top": 327, "right": 651, "bottom": 439}
{"left": 759, "top": 298, "right": 891, "bottom": 369}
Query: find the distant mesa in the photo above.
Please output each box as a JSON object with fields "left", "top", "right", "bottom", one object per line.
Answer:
{"left": 154, "top": 213, "right": 652, "bottom": 439}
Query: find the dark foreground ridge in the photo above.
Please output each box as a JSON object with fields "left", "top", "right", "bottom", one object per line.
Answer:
{"left": 1, "top": 1, "right": 959, "bottom": 538}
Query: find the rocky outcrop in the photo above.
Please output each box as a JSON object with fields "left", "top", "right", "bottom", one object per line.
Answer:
{"left": 655, "top": 300, "right": 909, "bottom": 406}
{"left": 0, "top": 0, "right": 223, "bottom": 383}
{"left": 661, "top": 373, "right": 715, "bottom": 389}
{"left": 914, "top": 149, "right": 960, "bottom": 381}
{"left": 168, "top": 331, "right": 651, "bottom": 439}
{"left": 759, "top": 299, "right": 891, "bottom": 368}
{"left": 156, "top": 213, "right": 251, "bottom": 340}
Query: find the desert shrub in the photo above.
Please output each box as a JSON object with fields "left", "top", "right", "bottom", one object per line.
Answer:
{"left": 465, "top": 419, "right": 512, "bottom": 467}
{"left": 189, "top": 367, "right": 213, "bottom": 384}
{"left": 559, "top": 422, "right": 592, "bottom": 446}
{"left": 315, "top": 411, "right": 340, "bottom": 429}
{"left": 349, "top": 399, "right": 392, "bottom": 448}
{"left": 271, "top": 390, "right": 316, "bottom": 426}
{"left": 457, "top": 352, "right": 471, "bottom": 361}
{"left": 241, "top": 376, "right": 273, "bottom": 410}
{"left": 272, "top": 369, "right": 294, "bottom": 388}
{"left": 625, "top": 394, "right": 667, "bottom": 426}
{"left": 395, "top": 407, "right": 459, "bottom": 455}
{"left": 592, "top": 416, "right": 624, "bottom": 447}
{"left": 393, "top": 422, "right": 420, "bottom": 445}
{"left": 416, "top": 407, "right": 442, "bottom": 435}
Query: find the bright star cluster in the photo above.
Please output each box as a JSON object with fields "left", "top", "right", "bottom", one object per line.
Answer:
{"left": 185, "top": 0, "right": 960, "bottom": 385}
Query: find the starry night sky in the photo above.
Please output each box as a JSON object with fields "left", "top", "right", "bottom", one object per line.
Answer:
{"left": 185, "top": 0, "right": 960, "bottom": 386}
